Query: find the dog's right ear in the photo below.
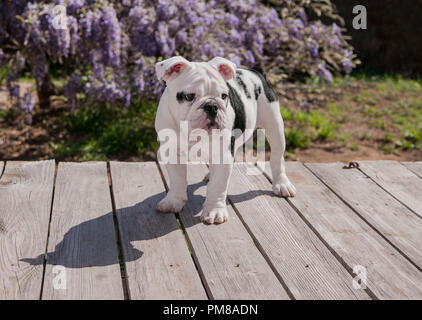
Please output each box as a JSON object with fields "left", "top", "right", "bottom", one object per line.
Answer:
{"left": 155, "top": 56, "right": 191, "bottom": 83}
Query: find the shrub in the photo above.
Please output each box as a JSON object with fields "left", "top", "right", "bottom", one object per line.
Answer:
{"left": 0, "top": 0, "right": 357, "bottom": 119}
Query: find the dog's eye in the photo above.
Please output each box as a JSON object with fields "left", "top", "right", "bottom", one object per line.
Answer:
{"left": 221, "top": 93, "right": 228, "bottom": 100}
{"left": 185, "top": 93, "right": 195, "bottom": 102}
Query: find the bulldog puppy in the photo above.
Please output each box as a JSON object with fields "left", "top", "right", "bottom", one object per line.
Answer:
{"left": 155, "top": 56, "right": 296, "bottom": 224}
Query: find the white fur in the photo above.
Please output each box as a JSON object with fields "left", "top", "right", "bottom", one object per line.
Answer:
{"left": 155, "top": 56, "right": 296, "bottom": 224}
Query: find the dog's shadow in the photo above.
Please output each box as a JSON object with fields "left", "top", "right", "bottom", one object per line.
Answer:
{"left": 21, "top": 181, "right": 274, "bottom": 269}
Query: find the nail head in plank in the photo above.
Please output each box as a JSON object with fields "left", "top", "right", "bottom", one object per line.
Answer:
{"left": 228, "top": 163, "right": 368, "bottom": 300}
{"left": 42, "top": 162, "right": 124, "bottom": 300}
{"left": 0, "top": 160, "right": 55, "bottom": 299}
{"left": 259, "top": 161, "right": 422, "bottom": 299}
{"left": 110, "top": 161, "right": 207, "bottom": 300}
{"left": 358, "top": 161, "right": 422, "bottom": 218}
{"left": 305, "top": 162, "right": 422, "bottom": 271}
{"left": 160, "top": 163, "right": 289, "bottom": 299}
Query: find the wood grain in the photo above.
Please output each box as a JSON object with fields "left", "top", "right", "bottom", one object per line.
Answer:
{"left": 110, "top": 162, "right": 207, "bottom": 300}
{"left": 358, "top": 161, "right": 422, "bottom": 218}
{"left": 306, "top": 162, "right": 422, "bottom": 271}
{"left": 259, "top": 161, "right": 422, "bottom": 299}
{"left": 0, "top": 161, "right": 55, "bottom": 299}
{"left": 227, "top": 163, "right": 369, "bottom": 300}
{"left": 402, "top": 162, "right": 422, "bottom": 179}
{"left": 42, "top": 162, "right": 124, "bottom": 300}
{"left": 160, "top": 163, "right": 290, "bottom": 299}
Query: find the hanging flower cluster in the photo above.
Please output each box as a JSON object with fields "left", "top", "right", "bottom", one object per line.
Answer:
{"left": 0, "top": 0, "right": 358, "bottom": 116}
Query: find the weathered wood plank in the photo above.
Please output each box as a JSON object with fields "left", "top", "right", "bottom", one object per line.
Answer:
{"left": 259, "top": 162, "right": 422, "bottom": 299}
{"left": 227, "top": 163, "right": 369, "bottom": 300}
{"left": 0, "top": 161, "right": 55, "bottom": 299}
{"left": 358, "top": 161, "right": 422, "bottom": 218}
{"left": 42, "top": 162, "right": 124, "bottom": 300}
{"left": 402, "top": 162, "right": 422, "bottom": 179}
{"left": 160, "top": 163, "right": 289, "bottom": 299}
{"left": 110, "top": 162, "right": 207, "bottom": 300}
{"left": 306, "top": 162, "right": 422, "bottom": 271}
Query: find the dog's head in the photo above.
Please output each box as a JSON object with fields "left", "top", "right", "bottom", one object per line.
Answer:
{"left": 156, "top": 56, "right": 236, "bottom": 131}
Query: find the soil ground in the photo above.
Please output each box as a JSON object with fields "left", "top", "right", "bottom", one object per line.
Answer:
{"left": 1, "top": 77, "right": 421, "bottom": 163}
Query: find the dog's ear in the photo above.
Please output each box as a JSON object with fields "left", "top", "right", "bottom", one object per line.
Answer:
{"left": 208, "top": 57, "right": 236, "bottom": 80}
{"left": 155, "top": 56, "right": 191, "bottom": 82}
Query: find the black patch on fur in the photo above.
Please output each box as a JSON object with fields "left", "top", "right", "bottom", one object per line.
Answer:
{"left": 249, "top": 68, "right": 277, "bottom": 102}
{"left": 253, "top": 83, "right": 262, "bottom": 100}
{"left": 252, "top": 65, "right": 266, "bottom": 78}
{"left": 227, "top": 82, "right": 246, "bottom": 135}
{"left": 235, "top": 72, "right": 251, "bottom": 99}
{"left": 176, "top": 91, "right": 184, "bottom": 104}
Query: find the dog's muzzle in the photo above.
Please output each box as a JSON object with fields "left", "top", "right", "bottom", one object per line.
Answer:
{"left": 200, "top": 101, "right": 221, "bottom": 129}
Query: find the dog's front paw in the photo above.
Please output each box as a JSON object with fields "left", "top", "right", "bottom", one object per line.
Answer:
{"left": 201, "top": 206, "right": 228, "bottom": 224}
{"left": 156, "top": 194, "right": 187, "bottom": 213}
{"left": 273, "top": 175, "right": 296, "bottom": 198}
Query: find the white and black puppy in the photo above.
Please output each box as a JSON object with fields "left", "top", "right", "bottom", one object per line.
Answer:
{"left": 155, "top": 56, "right": 296, "bottom": 224}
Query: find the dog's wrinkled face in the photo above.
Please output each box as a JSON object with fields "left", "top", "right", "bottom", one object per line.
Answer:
{"left": 156, "top": 56, "right": 236, "bottom": 132}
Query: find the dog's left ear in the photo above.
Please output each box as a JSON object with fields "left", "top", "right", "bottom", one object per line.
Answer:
{"left": 208, "top": 57, "right": 236, "bottom": 80}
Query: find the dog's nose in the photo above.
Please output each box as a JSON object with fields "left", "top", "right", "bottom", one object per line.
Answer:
{"left": 203, "top": 103, "right": 219, "bottom": 118}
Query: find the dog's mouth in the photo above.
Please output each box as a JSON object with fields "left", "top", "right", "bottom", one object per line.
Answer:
{"left": 206, "top": 120, "right": 220, "bottom": 130}
{"left": 186, "top": 99, "right": 227, "bottom": 133}
{"left": 188, "top": 112, "right": 224, "bottom": 132}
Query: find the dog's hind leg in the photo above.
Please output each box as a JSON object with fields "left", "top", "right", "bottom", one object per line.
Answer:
{"left": 256, "top": 97, "right": 296, "bottom": 198}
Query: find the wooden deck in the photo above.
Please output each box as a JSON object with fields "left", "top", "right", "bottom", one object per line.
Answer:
{"left": 0, "top": 160, "right": 421, "bottom": 300}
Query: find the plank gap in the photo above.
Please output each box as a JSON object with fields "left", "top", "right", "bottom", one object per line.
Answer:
{"left": 107, "top": 162, "right": 131, "bottom": 300}
{"left": 224, "top": 163, "right": 296, "bottom": 300}
{"left": 39, "top": 160, "right": 58, "bottom": 300}
{"left": 0, "top": 160, "right": 56, "bottom": 299}
{"left": 155, "top": 161, "right": 213, "bottom": 300}
{"left": 42, "top": 162, "right": 124, "bottom": 299}
{"left": 402, "top": 162, "right": 422, "bottom": 179}
{"left": 226, "top": 196, "right": 296, "bottom": 300}
{"left": 255, "top": 164, "right": 379, "bottom": 300}
{"left": 286, "top": 196, "right": 378, "bottom": 300}
{"left": 257, "top": 162, "right": 422, "bottom": 299}
{"left": 159, "top": 163, "right": 289, "bottom": 299}
{"left": 357, "top": 166, "right": 422, "bottom": 220}
{"left": 303, "top": 163, "right": 422, "bottom": 274}
{"left": 206, "top": 161, "right": 292, "bottom": 299}
{"left": 228, "top": 163, "right": 368, "bottom": 299}
{"left": 254, "top": 163, "right": 377, "bottom": 299}
{"left": 0, "top": 161, "right": 5, "bottom": 180}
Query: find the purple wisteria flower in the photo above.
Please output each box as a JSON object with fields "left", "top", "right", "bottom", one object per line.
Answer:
{"left": 307, "top": 41, "right": 319, "bottom": 59}
{"left": 317, "top": 64, "right": 333, "bottom": 83}
{"left": 0, "top": 0, "right": 357, "bottom": 115}
{"left": 342, "top": 50, "right": 354, "bottom": 74}
{"left": 21, "top": 90, "right": 36, "bottom": 114}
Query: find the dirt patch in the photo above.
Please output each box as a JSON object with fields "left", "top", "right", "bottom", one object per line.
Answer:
{"left": 277, "top": 77, "right": 422, "bottom": 162}
{"left": 1, "top": 78, "right": 421, "bottom": 162}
